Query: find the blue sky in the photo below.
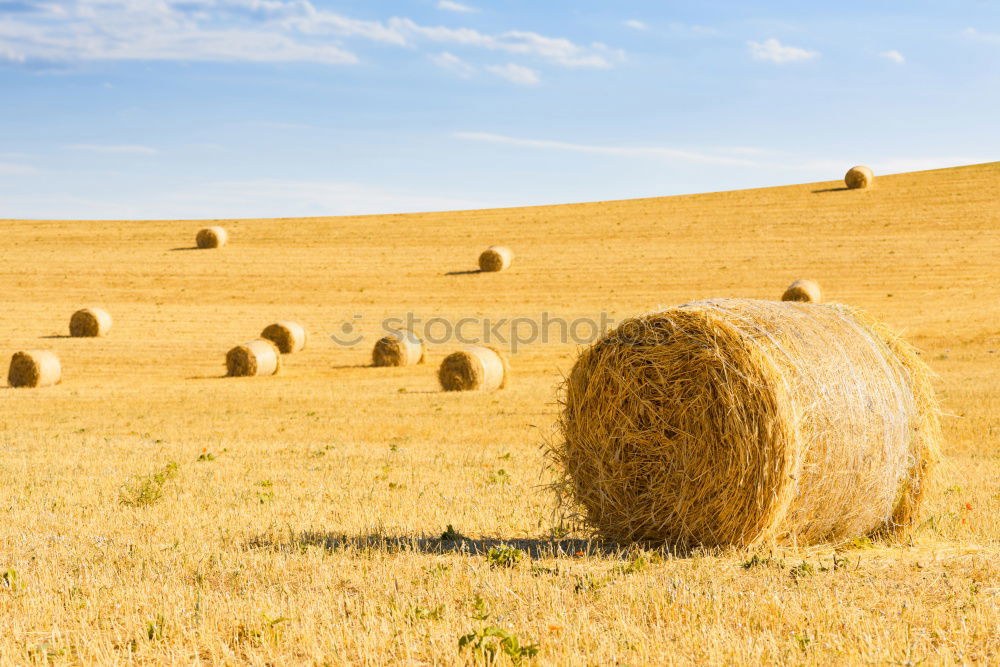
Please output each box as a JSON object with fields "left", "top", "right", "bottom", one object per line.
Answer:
{"left": 1, "top": 0, "right": 997, "bottom": 219}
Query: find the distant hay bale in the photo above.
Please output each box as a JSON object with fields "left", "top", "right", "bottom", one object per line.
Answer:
{"left": 438, "top": 346, "right": 509, "bottom": 391}
{"left": 69, "top": 307, "right": 112, "bottom": 337}
{"left": 781, "top": 279, "right": 822, "bottom": 303}
{"left": 845, "top": 165, "right": 874, "bottom": 189}
{"left": 554, "top": 298, "right": 940, "bottom": 548}
{"left": 261, "top": 321, "right": 307, "bottom": 354}
{"left": 7, "top": 350, "right": 62, "bottom": 388}
{"left": 196, "top": 226, "right": 228, "bottom": 249}
{"left": 372, "top": 329, "right": 426, "bottom": 367}
{"left": 226, "top": 339, "right": 281, "bottom": 377}
{"left": 478, "top": 246, "right": 513, "bottom": 272}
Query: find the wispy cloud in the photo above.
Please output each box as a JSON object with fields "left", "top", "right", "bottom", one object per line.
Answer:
{"left": 485, "top": 63, "right": 540, "bottom": 85}
{"left": 66, "top": 144, "right": 159, "bottom": 155}
{"left": 624, "top": 20, "right": 647, "bottom": 31}
{"left": 431, "top": 51, "right": 476, "bottom": 78}
{"left": 748, "top": 38, "right": 819, "bottom": 64}
{"left": 453, "top": 132, "right": 993, "bottom": 175}
{"left": 0, "top": 0, "right": 623, "bottom": 72}
{"left": 880, "top": 50, "right": 905, "bottom": 64}
{"left": 0, "top": 162, "right": 37, "bottom": 175}
{"left": 454, "top": 132, "right": 762, "bottom": 166}
{"left": 0, "top": 44, "right": 26, "bottom": 63}
{"left": 388, "top": 18, "right": 624, "bottom": 68}
{"left": 962, "top": 27, "right": 1000, "bottom": 44}
{"left": 437, "top": 1, "right": 477, "bottom": 13}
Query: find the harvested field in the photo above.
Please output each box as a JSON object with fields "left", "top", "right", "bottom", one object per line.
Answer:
{"left": 0, "top": 163, "right": 997, "bottom": 664}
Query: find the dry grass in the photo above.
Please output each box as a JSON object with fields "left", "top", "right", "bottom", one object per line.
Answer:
{"left": 554, "top": 299, "right": 939, "bottom": 548}
{"left": 0, "top": 162, "right": 997, "bottom": 664}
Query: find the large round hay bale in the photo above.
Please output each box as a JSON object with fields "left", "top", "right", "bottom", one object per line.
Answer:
{"left": 845, "top": 165, "right": 874, "bottom": 189}
{"left": 69, "top": 307, "right": 113, "bottom": 337}
{"left": 196, "top": 226, "right": 228, "bottom": 249}
{"left": 438, "top": 346, "right": 508, "bottom": 391}
{"left": 261, "top": 321, "right": 307, "bottom": 354}
{"left": 8, "top": 350, "right": 62, "bottom": 388}
{"left": 478, "top": 246, "right": 513, "bottom": 272}
{"left": 554, "top": 299, "right": 940, "bottom": 548}
{"left": 781, "top": 279, "right": 822, "bottom": 303}
{"left": 226, "top": 339, "right": 281, "bottom": 377}
{"left": 372, "top": 329, "right": 426, "bottom": 367}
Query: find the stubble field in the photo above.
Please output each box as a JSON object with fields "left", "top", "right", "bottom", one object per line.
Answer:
{"left": 1, "top": 162, "right": 998, "bottom": 664}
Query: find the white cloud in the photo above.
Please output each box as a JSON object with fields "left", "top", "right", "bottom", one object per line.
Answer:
{"left": 747, "top": 38, "right": 818, "bottom": 64}
{"left": 0, "top": 1, "right": 361, "bottom": 64}
{"left": 624, "top": 20, "right": 647, "bottom": 31}
{"left": 485, "top": 63, "right": 540, "bottom": 85}
{"left": 66, "top": 144, "right": 159, "bottom": 155}
{"left": 389, "top": 18, "right": 624, "bottom": 68}
{"left": 880, "top": 50, "right": 905, "bottom": 64}
{"left": 431, "top": 51, "right": 475, "bottom": 78}
{"left": 437, "top": 1, "right": 477, "bottom": 13}
{"left": 0, "top": 0, "right": 624, "bottom": 71}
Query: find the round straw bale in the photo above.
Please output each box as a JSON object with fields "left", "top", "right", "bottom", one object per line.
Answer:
{"left": 478, "top": 246, "right": 513, "bottom": 272}
{"left": 844, "top": 165, "right": 874, "bottom": 189}
{"left": 196, "top": 226, "right": 228, "bottom": 249}
{"left": 69, "top": 307, "right": 113, "bottom": 337}
{"left": 261, "top": 321, "right": 307, "bottom": 354}
{"left": 372, "top": 329, "right": 426, "bottom": 367}
{"left": 226, "top": 339, "right": 281, "bottom": 377}
{"left": 438, "top": 345, "right": 508, "bottom": 391}
{"left": 781, "top": 279, "right": 822, "bottom": 303}
{"left": 8, "top": 350, "right": 62, "bottom": 388}
{"left": 554, "top": 298, "right": 940, "bottom": 548}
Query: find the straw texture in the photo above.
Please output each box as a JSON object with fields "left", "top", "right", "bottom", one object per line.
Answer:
{"left": 845, "top": 166, "right": 874, "bottom": 189}
{"left": 438, "top": 345, "right": 508, "bottom": 391}
{"left": 226, "top": 339, "right": 281, "bottom": 377}
{"left": 478, "top": 246, "right": 513, "bottom": 272}
{"left": 261, "top": 321, "right": 307, "bottom": 354}
{"left": 372, "top": 329, "right": 426, "bottom": 367}
{"left": 196, "top": 226, "right": 228, "bottom": 249}
{"left": 782, "top": 279, "right": 822, "bottom": 303}
{"left": 69, "top": 307, "right": 113, "bottom": 337}
{"left": 8, "top": 350, "right": 62, "bottom": 388}
{"left": 554, "top": 298, "right": 939, "bottom": 548}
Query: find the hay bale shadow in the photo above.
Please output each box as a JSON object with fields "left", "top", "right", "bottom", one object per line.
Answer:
{"left": 444, "top": 269, "right": 483, "bottom": 276}
{"left": 168, "top": 246, "right": 202, "bottom": 251}
{"left": 812, "top": 187, "right": 850, "bottom": 193}
{"left": 244, "top": 531, "right": 697, "bottom": 560}
{"left": 39, "top": 335, "right": 73, "bottom": 339}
